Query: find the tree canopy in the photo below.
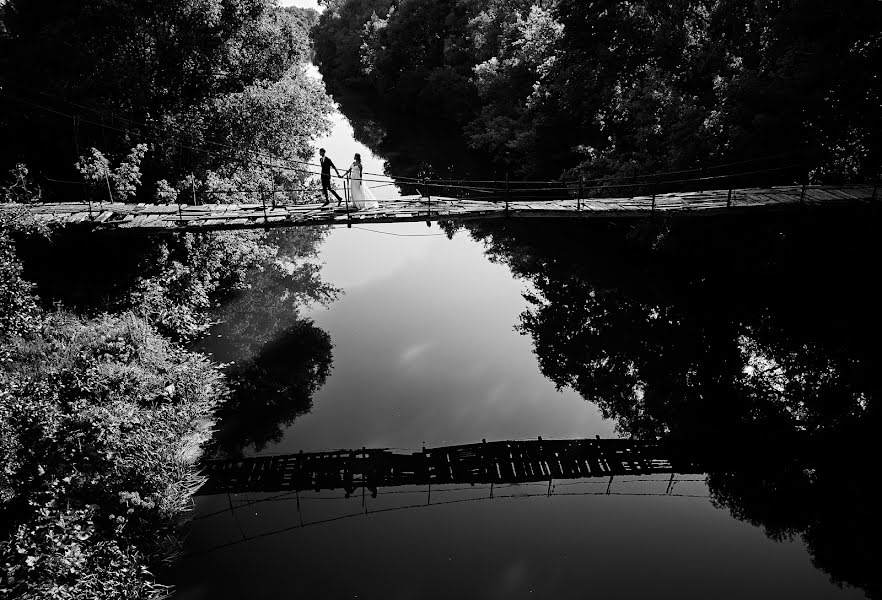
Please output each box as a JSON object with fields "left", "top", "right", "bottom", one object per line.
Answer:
{"left": 314, "top": 0, "right": 881, "bottom": 181}
{"left": 0, "top": 0, "right": 332, "bottom": 201}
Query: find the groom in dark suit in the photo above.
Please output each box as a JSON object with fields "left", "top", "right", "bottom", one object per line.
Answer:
{"left": 319, "top": 148, "right": 343, "bottom": 206}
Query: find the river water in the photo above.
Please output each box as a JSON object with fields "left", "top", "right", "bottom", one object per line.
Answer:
{"left": 167, "top": 70, "right": 875, "bottom": 599}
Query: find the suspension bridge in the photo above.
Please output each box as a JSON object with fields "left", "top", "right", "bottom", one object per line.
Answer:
{"left": 2, "top": 181, "right": 876, "bottom": 233}
{"left": 1, "top": 86, "right": 877, "bottom": 232}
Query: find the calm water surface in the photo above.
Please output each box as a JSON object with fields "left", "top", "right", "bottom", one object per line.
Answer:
{"left": 167, "top": 69, "right": 872, "bottom": 600}
{"left": 168, "top": 219, "right": 866, "bottom": 599}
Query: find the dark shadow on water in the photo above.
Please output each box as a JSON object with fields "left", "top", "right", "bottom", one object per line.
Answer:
{"left": 206, "top": 318, "right": 333, "bottom": 458}
{"left": 456, "top": 208, "right": 882, "bottom": 597}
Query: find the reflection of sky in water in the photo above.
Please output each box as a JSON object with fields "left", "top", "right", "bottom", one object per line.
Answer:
{"left": 281, "top": 221, "right": 613, "bottom": 451}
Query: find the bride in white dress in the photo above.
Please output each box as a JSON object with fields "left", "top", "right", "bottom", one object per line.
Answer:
{"left": 345, "top": 153, "right": 379, "bottom": 210}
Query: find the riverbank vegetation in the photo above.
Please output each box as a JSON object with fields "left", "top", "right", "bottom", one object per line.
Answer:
{"left": 1, "top": 211, "right": 227, "bottom": 598}
{"left": 1, "top": 1, "right": 338, "bottom": 597}
{"left": 314, "top": 0, "right": 880, "bottom": 182}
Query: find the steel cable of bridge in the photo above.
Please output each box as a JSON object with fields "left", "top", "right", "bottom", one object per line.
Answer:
{"left": 0, "top": 80, "right": 322, "bottom": 170}
{"left": 0, "top": 91, "right": 328, "bottom": 180}
{"left": 3, "top": 94, "right": 802, "bottom": 204}
{"left": 348, "top": 226, "right": 447, "bottom": 237}
{"left": 1, "top": 86, "right": 809, "bottom": 198}
{"left": 1, "top": 78, "right": 803, "bottom": 187}
{"left": 1, "top": 87, "right": 403, "bottom": 192}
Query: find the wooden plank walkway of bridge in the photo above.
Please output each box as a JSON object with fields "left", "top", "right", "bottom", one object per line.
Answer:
{"left": 1, "top": 184, "right": 875, "bottom": 233}
{"left": 197, "top": 438, "right": 700, "bottom": 496}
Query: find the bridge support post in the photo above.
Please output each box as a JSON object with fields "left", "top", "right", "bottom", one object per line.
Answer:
{"left": 727, "top": 187, "right": 732, "bottom": 209}
{"left": 577, "top": 175, "right": 583, "bottom": 212}
{"left": 424, "top": 178, "right": 431, "bottom": 218}
{"left": 344, "top": 178, "right": 351, "bottom": 228}
{"left": 800, "top": 171, "right": 809, "bottom": 205}
{"left": 651, "top": 179, "right": 657, "bottom": 212}
{"left": 505, "top": 172, "right": 510, "bottom": 216}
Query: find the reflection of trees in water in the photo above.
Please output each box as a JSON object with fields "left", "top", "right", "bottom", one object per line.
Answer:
{"left": 205, "top": 229, "right": 338, "bottom": 363}
{"left": 199, "top": 228, "right": 339, "bottom": 457}
{"left": 209, "top": 318, "right": 333, "bottom": 457}
{"left": 461, "top": 212, "right": 881, "bottom": 597}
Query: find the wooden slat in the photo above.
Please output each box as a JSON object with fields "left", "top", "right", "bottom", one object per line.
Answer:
{"left": 2, "top": 185, "right": 874, "bottom": 233}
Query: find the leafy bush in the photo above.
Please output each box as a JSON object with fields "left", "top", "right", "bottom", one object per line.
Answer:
{"left": 0, "top": 231, "right": 40, "bottom": 340}
{"left": 129, "top": 231, "right": 281, "bottom": 341}
{"left": 0, "top": 308, "right": 226, "bottom": 598}
{"left": 3, "top": 506, "right": 169, "bottom": 600}
{"left": 1, "top": 164, "right": 42, "bottom": 204}
{"left": 76, "top": 145, "right": 148, "bottom": 203}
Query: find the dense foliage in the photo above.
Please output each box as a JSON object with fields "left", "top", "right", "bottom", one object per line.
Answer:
{"left": 314, "top": 0, "right": 881, "bottom": 181}
{"left": 0, "top": 0, "right": 331, "bottom": 201}
{"left": 0, "top": 213, "right": 228, "bottom": 597}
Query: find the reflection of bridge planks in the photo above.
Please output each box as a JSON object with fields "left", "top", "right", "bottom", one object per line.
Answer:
{"left": 2, "top": 185, "right": 875, "bottom": 233}
{"left": 197, "top": 438, "right": 700, "bottom": 496}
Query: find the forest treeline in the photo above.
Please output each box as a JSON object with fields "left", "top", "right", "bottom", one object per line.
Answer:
{"left": 314, "top": 0, "right": 881, "bottom": 181}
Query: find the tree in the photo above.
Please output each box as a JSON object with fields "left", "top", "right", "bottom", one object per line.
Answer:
{"left": 0, "top": 0, "right": 332, "bottom": 199}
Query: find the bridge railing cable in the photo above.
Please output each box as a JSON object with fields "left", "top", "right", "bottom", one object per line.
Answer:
{"left": 6, "top": 86, "right": 871, "bottom": 213}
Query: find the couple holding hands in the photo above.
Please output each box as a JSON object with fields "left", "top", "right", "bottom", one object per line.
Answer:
{"left": 319, "top": 148, "right": 378, "bottom": 210}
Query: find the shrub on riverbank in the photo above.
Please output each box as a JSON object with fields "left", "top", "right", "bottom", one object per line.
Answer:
{"left": 0, "top": 227, "right": 226, "bottom": 598}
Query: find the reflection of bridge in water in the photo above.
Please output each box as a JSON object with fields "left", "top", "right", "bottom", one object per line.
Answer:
{"left": 198, "top": 438, "right": 703, "bottom": 496}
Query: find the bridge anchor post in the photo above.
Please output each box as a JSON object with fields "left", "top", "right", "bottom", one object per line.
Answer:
{"left": 260, "top": 184, "right": 269, "bottom": 226}
{"left": 344, "top": 178, "right": 351, "bottom": 228}
{"left": 424, "top": 178, "right": 431, "bottom": 219}
{"left": 505, "top": 172, "right": 510, "bottom": 216}
{"left": 800, "top": 170, "right": 810, "bottom": 205}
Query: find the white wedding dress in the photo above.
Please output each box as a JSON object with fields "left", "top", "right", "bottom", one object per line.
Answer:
{"left": 348, "top": 163, "right": 378, "bottom": 209}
